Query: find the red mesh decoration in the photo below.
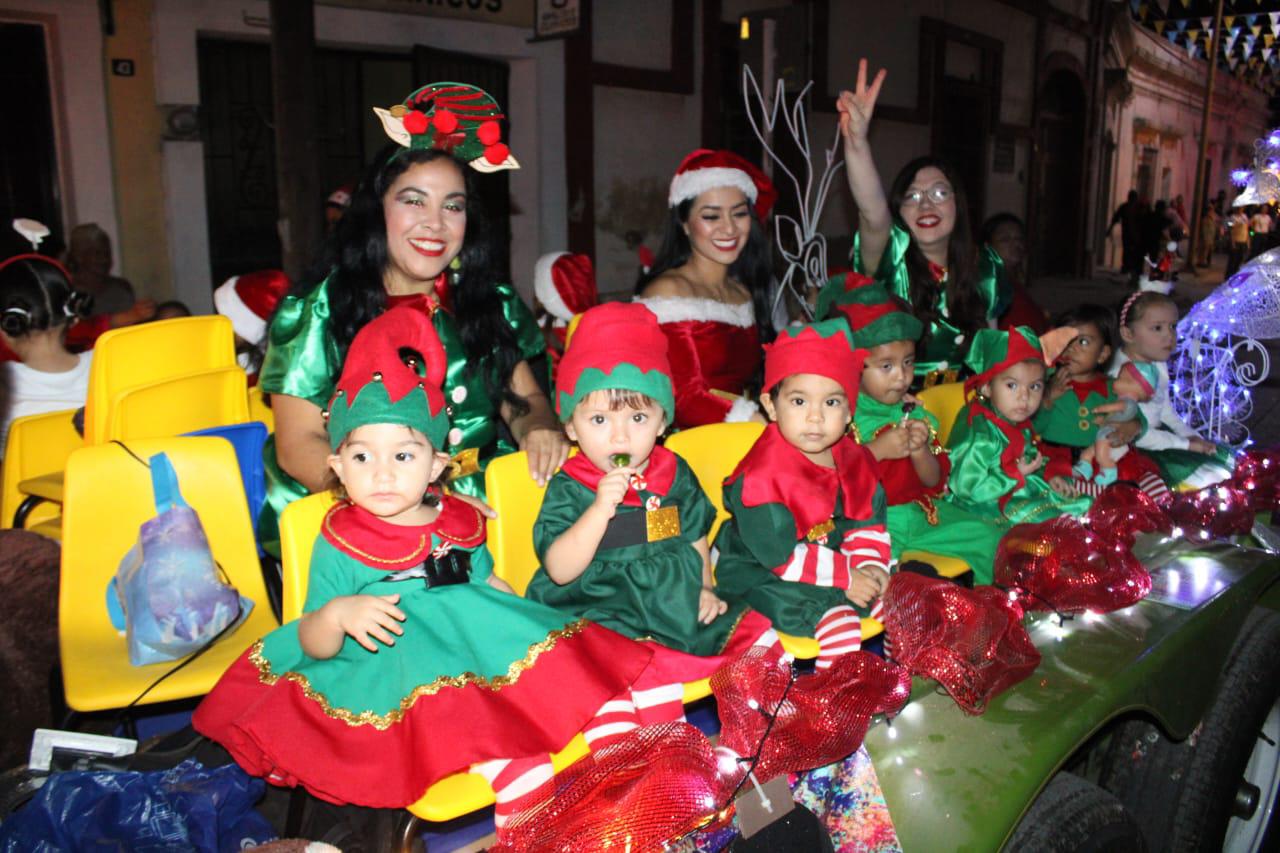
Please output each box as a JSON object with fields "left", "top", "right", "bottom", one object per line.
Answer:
{"left": 994, "top": 516, "right": 1153, "bottom": 614}
{"left": 712, "top": 647, "right": 911, "bottom": 785}
{"left": 1167, "top": 482, "right": 1256, "bottom": 542}
{"left": 493, "top": 722, "right": 724, "bottom": 853}
{"left": 1084, "top": 482, "right": 1171, "bottom": 548}
{"left": 880, "top": 572, "right": 1041, "bottom": 715}
{"left": 1232, "top": 448, "right": 1280, "bottom": 514}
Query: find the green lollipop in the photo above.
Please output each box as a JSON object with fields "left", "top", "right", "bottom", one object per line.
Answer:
{"left": 610, "top": 453, "right": 631, "bottom": 468}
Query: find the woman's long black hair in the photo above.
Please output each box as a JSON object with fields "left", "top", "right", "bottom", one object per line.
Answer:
{"left": 635, "top": 198, "right": 776, "bottom": 344}
{"left": 887, "top": 156, "right": 986, "bottom": 347}
{"left": 291, "top": 145, "right": 527, "bottom": 416}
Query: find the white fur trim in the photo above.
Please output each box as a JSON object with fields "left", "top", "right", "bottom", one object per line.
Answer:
{"left": 213, "top": 276, "right": 267, "bottom": 344}
{"left": 669, "top": 167, "right": 758, "bottom": 208}
{"left": 634, "top": 296, "right": 754, "bottom": 328}
{"left": 725, "top": 395, "right": 760, "bottom": 423}
{"left": 533, "top": 252, "right": 573, "bottom": 321}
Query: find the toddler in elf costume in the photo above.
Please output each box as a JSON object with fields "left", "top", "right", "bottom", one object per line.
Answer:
{"left": 816, "top": 272, "right": 1005, "bottom": 585}
{"left": 527, "top": 302, "right": 779, "bottom": 723}
{"left": 945, "top": 326, "right": 1093, "bottom": 525}
{"left": 712, "top": 319, "right": 892, "bottom": 670}
{"left": 193, "top": 307, "right": 654, "bottom": 835}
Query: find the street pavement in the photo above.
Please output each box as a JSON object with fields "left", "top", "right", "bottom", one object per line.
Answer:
{"left": 1029, "top": 252, "right": 1280, "bottom": 449}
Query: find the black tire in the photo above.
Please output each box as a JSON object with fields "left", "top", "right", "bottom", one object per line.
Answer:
{"left": 1097, "top": 608, "right": 1280, "bottom": 851}
{"left": 1005, "top": 772, "right": 1146, "bottom": 853}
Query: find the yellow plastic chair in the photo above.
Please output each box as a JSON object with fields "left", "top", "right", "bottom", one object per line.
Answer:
{"left": 275, "top": 490, "right": 588, "bottom": 826}
{"left": 58, "top": 437, "right": 279, "bottom": 713}
{"left": 109, "top": 367, "right": 250, "bottom": 441}
{"left": 917, "top": 381, "right": 966, "bottom": 447}
{"left": 83, "top": 316, "right": 239, "bottom": 445}
{"left": 2, "top": 408, "right": 81, "bottom": 537}
{"left": 247, "top": 384, "right": 274, "bottom": 433}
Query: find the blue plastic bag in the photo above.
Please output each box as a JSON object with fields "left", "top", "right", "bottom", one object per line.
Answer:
{"left": 113, "top": 453, "right": 252, "bottom": 666}
{"left": 0, "top": 759, "right": 276, "bottom": 852}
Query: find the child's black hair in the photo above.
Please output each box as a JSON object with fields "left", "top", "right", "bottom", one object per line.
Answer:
{"left": 0, "top": 256, "right": 90, "bottom": 337}
{"left": 1053, "top": 303, "right": 1117, "bottom": 367}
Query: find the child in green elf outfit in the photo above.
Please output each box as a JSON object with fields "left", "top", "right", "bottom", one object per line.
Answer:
{"left": 946, "top": 326, "right": 1093, "bottom": 525}
{"left": 712, "top": 319, "right": 891, "bottom": 670}
{"left": 527, "top": 302, "right": 778, "bottom": 722}
{"left": 816, "top": 272, "right": 1006, "bottom": 584}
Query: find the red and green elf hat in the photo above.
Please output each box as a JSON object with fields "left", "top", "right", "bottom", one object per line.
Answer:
{"left": 815, "top": 272, "right": 923, "bottom": 350}
{"left": 325, "top": 306, "right": 451, "bottom": 450}
{"left": 374, "top": 82, "right": 519, "bottom": 172}
{"left": 556, "top": 302, "right": 675, "bottom": 423}
{"left": 763, "top": 318, "right": 868, "bottom": 401}
{"left": 962, "top": 326, "right": 1044, "bottom": 400}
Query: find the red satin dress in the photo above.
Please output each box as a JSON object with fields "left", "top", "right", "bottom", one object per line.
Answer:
{"left": 633, "top": 296, "right": 760, "bottom": 430}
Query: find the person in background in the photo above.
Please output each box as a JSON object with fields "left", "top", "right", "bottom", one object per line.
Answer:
{"left": 152, "top": 300, "right": 191, "bottom": 321}
{"left": 532, "top": 251, "right": 597, "bottom": 390}
{"left": 1196, "top": 203, "right": 1219, "bottom": 268}
{"left": 1226, "top": 206, "right": 1252, "bottom": 277}
{"left": 1250, "top": 204, "right": 1274, "bottom": 259}
{"left": 63, "top": 224, "right": 137, "bottom": 316}
{"left": 324, "top": 184, "right": 353, "bottom": 234}
{"left": 982, "top": 213, "right": 1048, "bottom": 335}
{"left": 213, "top": 270, "right": 290, "bottom": 384}
{"left": 1109, "top": 190, "right": 1145, "bottom": 281}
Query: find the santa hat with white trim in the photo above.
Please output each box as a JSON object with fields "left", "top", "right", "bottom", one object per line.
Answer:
{"left": 213, "top": 269, "right": 290, "bottom": 345}
{"left": 534, "top": 252, "right": 598, "bottom": 324}
{"left": 667, "top": 149, "right": 777, "bottom": 222}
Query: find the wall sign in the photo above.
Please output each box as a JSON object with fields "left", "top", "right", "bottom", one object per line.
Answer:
{"left": 533, "top": 0, "right": 580, "bottom": 40}
{"left": 111, "top": 58, "right": 135, "bottom": 77}
{"left": 317, "top": 0, "right": 532, "bottom": 28}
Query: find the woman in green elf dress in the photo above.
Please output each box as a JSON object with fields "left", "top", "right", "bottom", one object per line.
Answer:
{"left": 257, "top": 82, "right": 569, "bottom": 555}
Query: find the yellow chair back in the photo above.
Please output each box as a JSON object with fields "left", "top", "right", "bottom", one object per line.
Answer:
{"left": 58, "top": 437, "right": 279, "bottom": 712}
{"left": 109, "top": 367, "right": 250, "bottom": 442}
{"left": 247, "top": 384, "right": 274, "bottom": 432}
{"left": 484, "top": 451, "right": 557, "bottom": 594}
{"left": 83, "top": 316, "right": 238, "bottom": 445}
{"left": 278, "top": 491, "right": 340, "bottom": 621}
{"left": 664, "top": 422, "right": 765, "bottom": 544}
{"left": 917, "top": 381, "right": 966, "bottom": 447}
{"left": 2, "top": 408, "right": 81, "bottom": 532}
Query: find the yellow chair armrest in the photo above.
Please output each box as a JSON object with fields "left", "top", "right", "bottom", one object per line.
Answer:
{"left": 18, "top": 473, "right": 65, "bottom": 503}
{"left": 900, "top": 550, "right": 973, "bottom": 580}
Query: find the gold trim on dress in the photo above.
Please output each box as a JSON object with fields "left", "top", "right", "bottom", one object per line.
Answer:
{"left": 248, "top": 620, "right": 590, "bottom": 730}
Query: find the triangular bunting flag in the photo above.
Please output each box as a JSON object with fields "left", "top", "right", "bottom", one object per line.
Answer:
{"left": 1267, "top": 33, "right": 1275, "bottom": 48}
{"left": 1202, "top": 17, "right": 1213, "bottom": 31}
{"left": 1155, "top": 20, "right": 1166, "bottom": 34}
{"left": 1253, "top": 24, "right": 1264, "bottom": 37}
{"left": 1155, "top": 0, "right": 1169, "bottom": 14}
{"left": 1139, "top": 3, "right": 1149, "bottom": 21}
{"left": 1174, "top": 19, "right": 1187, "bottom": 33}
{"left": 1265, "top": 46, "right": 1274, "bottom": 62}
{"left": 1224, "top": 15, "right": 1235, "bottom": 30}
{"left": 1271, "top": 12, "right": 1280, "bottom": 32}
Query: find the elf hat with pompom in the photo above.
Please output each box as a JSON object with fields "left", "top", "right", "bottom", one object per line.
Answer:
{"left": 668, "top": 149, "right": 778, "bottom": 222}
{"left": 213, "top": 269, "right": 290, "bottom": 346}
{"left": 815, "top": 271, "right": 923, "bottom": 350}
{"left": 963, "top": 326, "right": 1044, "bottom": 400}
{"left": 374, "top": 82, "right": 519, "bottom": 172}
{"left": 534, "top": 252, "right": 598, "bottom": 324}
{"left": 763, "top": 318, "right": 868, "bottom": 402}
{"left": 325, "top": 306, "right": 451, "bottom": 450}
{"left": 556, "top": 302, "right": 675, "bottom": 423}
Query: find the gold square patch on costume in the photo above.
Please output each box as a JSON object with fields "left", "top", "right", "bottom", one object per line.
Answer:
{"left": 806, "top": 518, "right": 836, "bottom": 542}
{"left": 646, "top": 506, "right": 681, "bottom": 542}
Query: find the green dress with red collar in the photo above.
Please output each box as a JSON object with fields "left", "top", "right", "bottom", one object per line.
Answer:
{"left": 712, "top": 425, "right": 891, "bottom": 637}
{"left": 193, "top": 496, "right": 650, "bottom": 809}
{"left": 1032, "top": 372, "right": 1147, "bottom": 449}
{"left": 853, "top": 393, "right": 1005, "bottom": 584}
{"left": 526, "top": 445, "right": 755, "bottom": 660}
{"left": 945, "top": 400, "right": 1093, "bottom": 525}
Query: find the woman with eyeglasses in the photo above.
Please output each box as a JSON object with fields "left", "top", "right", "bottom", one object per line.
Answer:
{"left": 836, "top": 60, "right": 1010, "bottom": 384}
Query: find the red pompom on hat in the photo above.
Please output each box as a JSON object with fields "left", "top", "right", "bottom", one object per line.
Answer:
{"left": 667, "top": 149, "right": 777, "bottom": 221}
{"left": 534, "top": 252, "right": 599, "bottom": 324}
{"left": 762, "top": 318, "right": 868, "bottom": 402}
{"left": 213, "top": 269, "right": 290, "bottom": 345}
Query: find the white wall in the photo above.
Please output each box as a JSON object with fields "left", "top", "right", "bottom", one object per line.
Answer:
{"left": 1, "top": 0, "right": 120, "bottom": 257}
{"left": 152, "top": 0, "right": 565, "bottom": 307}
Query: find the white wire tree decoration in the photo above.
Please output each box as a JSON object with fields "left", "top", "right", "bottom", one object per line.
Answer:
{"left": 742, "top": 66, "right": 844, "bottom": 321}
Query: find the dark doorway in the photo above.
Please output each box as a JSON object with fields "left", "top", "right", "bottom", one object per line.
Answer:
{"left": 413, "top": 46, "right": 511, "bottom": 284}
{"left": 0, "top": 22, "right": 62, "bottom": 255}
{"left": 1034, "top": 69, "right": 1087, "bottom": 275}
{"left": 935, "top": 79, "right": 991, "bottom": 226}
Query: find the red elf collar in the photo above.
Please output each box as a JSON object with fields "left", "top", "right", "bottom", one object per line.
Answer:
{"left": 385, "top": 272, "right": 450, "bottom": 315}
{"left": 1068, "top": 374, "right": 1110, "bottom": 403}
{"left": 321, "top": 495, "right": 486, "bottom": 571}
{"left": 727, "top": 423, "right": 878, "bottom": 539}
{"left": 560, "top": 445, "right": 677, "bottom": 507}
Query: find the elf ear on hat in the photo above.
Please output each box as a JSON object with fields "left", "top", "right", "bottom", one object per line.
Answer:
{"left": 326, "top": 306, "right": 451, "bottom": 450}
{"left": 556, "top": 302, "right": 675, "bottom": 423}
{"left": 963, "top": 326, "right": 1044, "bottom": 400}
{"left": 213, "top": 270, "right": 290, "bottom": 346}
{"left": 534, "top": 252, "right": 598, "bottom": 324}
{"left": 374, "top": 82, "right": 519, "bottom": 172}
{"left": 763, "top": 319, "right": 868, "bottom": 402}
{"left": 815, "top": 271, "right": 923, "bottom": 350}
{"left": 668, "top": 149, "right": 777, "bottom": 222}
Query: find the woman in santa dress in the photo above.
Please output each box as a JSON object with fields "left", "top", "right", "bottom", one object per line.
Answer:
{"left": 634, "top": 150, "right": 777, "bottom": 429}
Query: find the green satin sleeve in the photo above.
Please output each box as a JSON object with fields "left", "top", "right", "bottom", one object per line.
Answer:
{"left": 977, "top": 245, "right": 1010, "bottom": 321}
{"left": 945, "top": 414, "right": 1022, "bottom": 518}
{"left": 718, "top": 480, "right": 800, "bottom": 571}
{"left": 853, "top": 222, "right": 912, "bottom": 302}
{"left": 494, "top": 283, "right": 546, "bottom": 363}
{"left": 258, "top": 279, "right": 343, "bottom": 409}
